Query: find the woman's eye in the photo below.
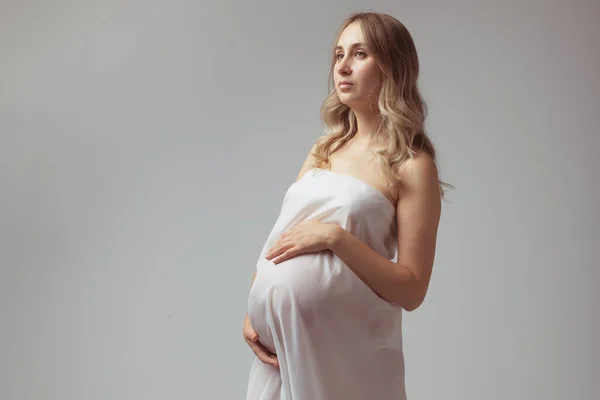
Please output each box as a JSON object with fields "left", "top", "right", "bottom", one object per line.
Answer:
{"left": 336, "top": 51, "right": 366, "bottom": 60}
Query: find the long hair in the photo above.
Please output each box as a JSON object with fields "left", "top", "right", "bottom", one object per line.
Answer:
{"left": 311, "top": 11, "right": 454, "bottom": 199}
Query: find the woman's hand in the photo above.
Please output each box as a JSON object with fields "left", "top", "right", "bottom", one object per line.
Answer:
{"left": 243, "top": 314, "right": 279, "bottom": 368}
{"left": 265, "top": 219, "right": 339, "bottom": 264}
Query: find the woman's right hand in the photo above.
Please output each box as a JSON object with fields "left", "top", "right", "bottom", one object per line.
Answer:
{"left": 243, "top": 314, "right": 279, "bottom": 368}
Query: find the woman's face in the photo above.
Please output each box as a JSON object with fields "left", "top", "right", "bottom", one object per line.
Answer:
{"left": 334, "top": 21, "right": 381, "bottom": 110}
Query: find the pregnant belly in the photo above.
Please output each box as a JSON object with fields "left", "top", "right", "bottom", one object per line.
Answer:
{"left": 246, "top": 250, "right": 396, "bottom": 355}
{"left": 246, "top": 252, "right": 337, "bottom": 352}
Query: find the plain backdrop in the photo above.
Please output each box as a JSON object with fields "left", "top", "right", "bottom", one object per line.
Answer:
{"left": 1, "top": 0, "right": 598, "bottom": 399}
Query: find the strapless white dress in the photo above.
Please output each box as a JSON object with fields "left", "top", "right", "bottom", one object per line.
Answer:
{"left": 246, "top": 168, "right": 406, "bottom": 400}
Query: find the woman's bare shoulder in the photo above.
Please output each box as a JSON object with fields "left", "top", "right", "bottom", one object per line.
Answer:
{"left": 392, "top": 150, "right": 438, "bottom": 198}
{"left": 295, "top": 141, "right": 322, "bottom": 181}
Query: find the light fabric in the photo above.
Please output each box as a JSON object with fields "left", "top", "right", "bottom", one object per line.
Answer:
{"left": 246, "top": 167, "right": 406, "bottom": 400}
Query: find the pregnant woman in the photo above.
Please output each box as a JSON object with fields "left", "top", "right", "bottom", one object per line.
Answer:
{"left": 243, "top": 11, "right": 451, "bottom": 400}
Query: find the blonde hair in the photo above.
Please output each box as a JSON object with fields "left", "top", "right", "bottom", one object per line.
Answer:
{"left": 311, "top": 11, "right": 454, "bottom": 199}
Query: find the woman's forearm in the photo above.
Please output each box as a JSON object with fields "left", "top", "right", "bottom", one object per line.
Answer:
{"left": 328, "top": 226, "right": 422, "bottom": 310}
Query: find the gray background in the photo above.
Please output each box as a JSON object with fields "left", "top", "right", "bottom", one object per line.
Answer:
{"left": 1, "top": 0, "right": 598, "bottom": 399}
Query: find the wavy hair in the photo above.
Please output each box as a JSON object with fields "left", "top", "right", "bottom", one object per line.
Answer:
{"left": 311, "top": 11, "right": 454, "bottom": 199}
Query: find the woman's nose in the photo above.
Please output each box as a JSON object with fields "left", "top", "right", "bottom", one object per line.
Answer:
{"left": 337, "top": 60, "right": 351, "bottom": 75}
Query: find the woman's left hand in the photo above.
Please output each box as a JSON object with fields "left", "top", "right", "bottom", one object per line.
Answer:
{"left": 265, "top": 219, "right": 339, "bottom": 264}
